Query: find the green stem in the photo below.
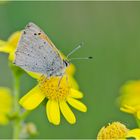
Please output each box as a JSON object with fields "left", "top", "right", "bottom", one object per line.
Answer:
{"left": 12, "top": 71, "right": 21, "bottom": 139}
{"left": 135, "top": 117, "right": 140, "bottom": 128}
{"left": 10, "top": 63, "right": 31, "bottom": 139}
{"left": 13, "top": 72, "right": 20, "bottom": 113}
{"left": 20, "top": 110, "right": 30, "bottom": 120}
{"left": 13, "top": 118, "right": 21, "bottom": 140}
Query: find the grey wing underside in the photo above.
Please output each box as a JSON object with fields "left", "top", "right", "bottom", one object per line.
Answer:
{"left": 14, "top": 22, "right": 64, "bottom": 77}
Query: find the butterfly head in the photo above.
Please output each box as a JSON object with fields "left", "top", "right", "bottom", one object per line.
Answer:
{"left": 63, "top": 59, "right": 70, "bottom": 68}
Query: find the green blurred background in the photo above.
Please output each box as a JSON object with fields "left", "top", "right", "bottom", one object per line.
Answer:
{"left": 0, "top": 1, "right": 140, "bottom": 138}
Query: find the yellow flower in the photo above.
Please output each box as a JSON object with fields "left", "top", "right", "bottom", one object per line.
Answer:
{"left": 126, "top": 129, "right": 140, "bottom": 139}
{"left": 118, "top": 80, "right": 140, "bottom": 119}
{"left": 18, "top": 58, "right": 80, "bottom": 125}
{"left": 0, "top": 32, "right": 83, "bottom": 125}
{"left": 0, "top": 31, "right": 21, "bottom": 61}
{"left": 97, "top": 121, "right": 140, "bottom": 140}
{"left": 19, "top": 75, "right": 87, "bottom": 125}
{"left": 97, "top": 122, "right": 129, "bottom": 139}
{"left": 0, "top": 87, "right": 12, "bottom": 125}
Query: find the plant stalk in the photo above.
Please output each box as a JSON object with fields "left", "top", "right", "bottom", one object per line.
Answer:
{"left": 12, "top": 71, "right": 21, "bottom": 139}
{"left": 135, "top": 117, "right": 140, "bottom": 128}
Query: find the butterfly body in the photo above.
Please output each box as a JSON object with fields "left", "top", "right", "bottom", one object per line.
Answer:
{"left": 14, "top": 22, "right": 69, "bottom": 78}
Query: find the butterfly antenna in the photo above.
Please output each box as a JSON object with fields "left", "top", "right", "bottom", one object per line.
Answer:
{"left": 69, "top": 56, "right": 93, "bottom": 61}
{"left": 67, "top": 42, "right": 84, "bottom": 58}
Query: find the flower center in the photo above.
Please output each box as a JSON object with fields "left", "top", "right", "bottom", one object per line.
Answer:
{"left": 39, "top": 76, "right": 70, "bottom": 101}
{"left": 97, "top": 122, "right": 129, "bottom": 139}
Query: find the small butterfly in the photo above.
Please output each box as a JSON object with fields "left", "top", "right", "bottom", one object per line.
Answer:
{"left": 14, "top": 22, "right": 92, "bottom": 79}
{"left": 14, "top": 22, "right": 71, "bottom": 78}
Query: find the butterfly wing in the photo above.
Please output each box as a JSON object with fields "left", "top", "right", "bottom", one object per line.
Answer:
{"left": 14, "top": 22, "right": 64, "bottom": 77}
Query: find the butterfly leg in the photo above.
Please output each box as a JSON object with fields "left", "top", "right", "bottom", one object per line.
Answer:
{"left": 58, "top": 75, "right": 63, "bottom": 88}
{"left": 64, "top": 73, "right": 68, "bottom": 85}
{"left": 58, "top": 73, "right": 69, "bottom": 86}
{"left": 40, "top": 74, "right": 48, "bottom": 84}
{"left": 64, "top": 73, "right": 70, "bottom": 95}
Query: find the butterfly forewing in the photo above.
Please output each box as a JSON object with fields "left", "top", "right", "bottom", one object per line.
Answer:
{"left": 14, "top": 22, "right": 64, "bottom": 77}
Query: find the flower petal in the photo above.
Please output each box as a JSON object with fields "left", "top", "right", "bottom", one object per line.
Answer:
{"left": 46, "top": 100, "right": 60, "bottom": 125}
{"left": 0, "top": 40, "right": 6, "bottom": 46}
{"left": 70, "top": 88, "right": 83, "bottom": 99}
{"left": 120, "top": 105, "right": 136, "bottom": 114}
{"left": 67, "top": 97, "right": 87, "bottom": 112}
{"left": 46, "top": 101, "right": 52, "bottom": 123}
{"left": 69, "top": 76, "right": 79, "bottom": 90}
{"left": 9, "top": 50, "right": 15, "bottom": 61}
{"left": 59, "top": 101, "right": 76, "bottom": 124}
{"left": 26, "top": 71, "right": 42, "bottom": 79}
{"left": 66, "top": 63, "right": 76, "bottom": 76}
{"left": 19, "top": 85, "right": 45, "bottom": 110}
{"left": 8, "top": 31, "right": 21, "bottom": 47}
{"left": 0, "top": 44, "right": 12, "bottom": 53}
{"left": 126, "top": 129, "right": 140, "bottom": 139}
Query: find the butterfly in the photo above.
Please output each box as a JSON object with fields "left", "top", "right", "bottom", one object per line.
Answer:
{"left": 14, "top": 22, "right": 70, "bottom": 78}
{"left": 14, "top": 22, "right": 92, "bottom": 80}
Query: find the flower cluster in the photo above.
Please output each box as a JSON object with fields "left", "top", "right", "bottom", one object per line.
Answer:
{"left": 2, "top": 30, "right": 140, "bottom": 139}
{"left": 96, "top": 80, "right": 140, "bottom": 139}
{"left": 0, "top": 32, "right": 87, "bottom": 125}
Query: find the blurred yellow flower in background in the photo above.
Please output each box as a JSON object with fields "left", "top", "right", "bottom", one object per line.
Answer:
{"left": 118, "top": 80, "right": 140, "bottom": 119}
{"left": 97, "top": 121, "right": 140, "bottom": 140}
{"left": 0, "top": 31, "right": 21, "bottom": 61}
{"left": 19, "top": 75, "right": 87, "bottom": 125}
{"left": 97, "top": 122, "right": 128, "bottom": 139}
{"left": 0, "top": 87, "right": 12, "bottom": 125}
